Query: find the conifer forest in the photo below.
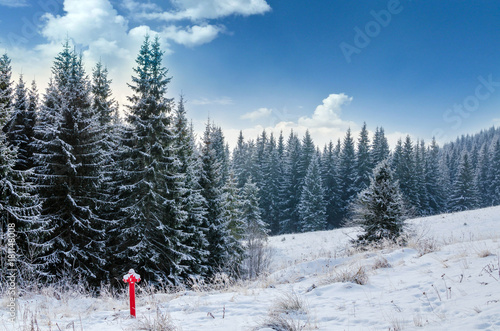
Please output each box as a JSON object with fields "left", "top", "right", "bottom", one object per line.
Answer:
{"left": 1, "top": 36, "right": 500, "bottom": 288}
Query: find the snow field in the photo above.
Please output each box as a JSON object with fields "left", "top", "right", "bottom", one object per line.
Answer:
{"left": 2, "top": 206, "right": 500, "bottom": 330}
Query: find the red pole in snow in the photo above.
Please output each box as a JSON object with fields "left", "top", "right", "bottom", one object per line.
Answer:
{"left": 123, "top": 269, "right": 141, "bottom": 318}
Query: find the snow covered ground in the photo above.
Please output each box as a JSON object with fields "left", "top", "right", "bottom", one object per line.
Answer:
{"left": 2, "top": 206, "right": 500, "bottom": 330}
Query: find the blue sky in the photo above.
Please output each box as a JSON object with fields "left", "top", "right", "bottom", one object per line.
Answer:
{"left": 1, "top": 0, "right": 500, "bottom": 148}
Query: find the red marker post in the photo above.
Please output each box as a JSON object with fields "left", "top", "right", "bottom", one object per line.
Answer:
{"left": 123, "top": 269, "right": 141, "bottom": 318}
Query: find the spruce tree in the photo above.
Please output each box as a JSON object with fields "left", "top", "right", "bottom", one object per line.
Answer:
{"left": 232, "top": 131, "right": 250, "bottom": 187}
{"left": 275, "top": 131, "right": 288, "bottom": 233}
{"left": 298, "top": 154, "right": 327, "bottom": 232}
{"left": 350, "top": 159, "right": 406, "bottom": 244}
{"left": 355, "top": 123, "right": 372, "bottom": 192}
{"left": 338, "top": 128, "right": 357, "bottom": 220}
{"left": 321, "top": 141, "right": 341, "bottom": 228}
{"left": 371, "top": 127, "right": 390, "bottom": 167}
{"left": 90, "top": 60, "right": 121, "bottom": 228}
{"left": 488, "top": 140, "right": 500, "bottom": 206}
{"left": 476, "top": 144, "right": 491, "bottom": 207}
{"left": 449, "top": 152, "right": 478, "bottom": 211}
{"left": 298, "top": 130, "right": 315, "bottom": 183}
{"left": 0, "top": 53, "right": 13, "bottom": 132}
{"left": 112, "top": 36, "right": 186, "bottom": 284}
{"left": 4, "top": 76, "right": 37, "bottom": 171}
{"left": 394, "top": 135, "right": 419, "bottom": 213}
{"left": 173, "top": 96, "right": 210, "bottom": 278}
{"left": 0, "top": 54, "right": 41, "bottom": 286}
{"left": 199, "top": 121, "right": 238, "bottom": 275}
{"left": 221, "top": 171, "right": 244, "bottom": 240}
{"left": 32, "top": 42, "right": 106, "bottom": 284}
{"left": 425, "top": 138, "right": 446, "bottom": 214}
{"left": 279, "top": 131, "right": 302, "bottom": 233}
{"left": 260, "top": 133, "right": 282, "bottom": 235}
{"left": 240, "top": 177, "right": 268, "bottom": 279}
{"left": 414, "top": 140, "right": 428, "bottom": 215}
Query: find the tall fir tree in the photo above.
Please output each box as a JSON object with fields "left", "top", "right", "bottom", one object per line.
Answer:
{"left": 275, "top": 131, "right": 288, "bottom": 233}
{"left": 355, "top": 123, "right": 372, "bottom": 192}
{"left": 232, "top": 131, "right": 250, "bottom": 187}
{"left": 221, "top": 171, "right": 244, "bottom": 240}
{"left": 260, "top": 133, "right": 282, "bottom": 234}
{"left": 31, "top": 42, "right": 106, "bottom": 284}
{"left": 0, "top": 54, "right": 41, "bottom": 286}
{"left": 338, "top": 128, "right": 357, "bottom": 220}
{"left": 298, "top": 154, "right": 327, "bottom": 232}
{"left": 393, "top": 135, "right": 419, "bottom": 213}
{"left": 4, "top": 76, "right": 37, "bottom": 171}
{"left": 0, "top": 54, "right": 13, "bottom": 132}
{"left": 476, "top": 143, "right": 492, "bottom": 207}
{"left": 488, "top": 140, "right": 500, "bottom": 206}
{"left": 350, "top": 159, "right": 406, "bottom": 244}
{"left": 279, "top": 131, "right": 302, "bottom": 233}
{"left": 321, "top": 141, "right": 341, "bottom": 228}
{"left": 199, "top": 121, "right": 239, "bottom": 275}
{"left": 371, "top": 127, "right": 390, "bottom": 167}
{"left": 298, "top": 130, "right": 315, "bottom": 183}
{"left": 211, "top": 125, "right": 230, "bottom": 187}
{"left": 414, "top": 140, "right": 429, "bottom": 215}
{"left": 425, "top": 138, "right": 446, "bottom": 214}
{"left": 240, "top": 177, "right": 268, "bottom": 279}
{"left": 111, "top": 36, "right": 186, "bottom": 284}
{"left": 173, "top": 96, "right": 210, "bottom": 278}
{"left": 449, "top": 152, "right": 478, "bottom": 211}
{"left": 90, "top": 60, "right": 121, "bottom": 227}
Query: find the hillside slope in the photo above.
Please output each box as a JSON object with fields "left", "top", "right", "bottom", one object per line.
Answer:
{"left": 2, "top": 207, "right": 500, "bottom": 330}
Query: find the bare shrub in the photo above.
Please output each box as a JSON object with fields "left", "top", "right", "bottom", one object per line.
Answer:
{"left": 187, "top": 272, "right": 237, "bottom": 293}
{"left": 409, "top": 237, "right": 439, "bottom": 257}
{"left": 255, "top": 291, "right": 313, "bottom": 331}
{"left": 331, "top": 266, "right": 368, "bottom": 285}
{"left": 138, "top": 308, "right": 177, "bottom": 331}
{"left": 260, "top": 313, "right": 309, "bottom": 331}
{"left": 242, "top": 237, "right": 273, "bottom": 280}
{"left": 477, "top": 249, "right": 492, "bottom": 258}
{"left": 272, "top": 291, "right": 308, "bottom": 315}
{"left": 373, "top": 256, "right": 391, "bottom": 270}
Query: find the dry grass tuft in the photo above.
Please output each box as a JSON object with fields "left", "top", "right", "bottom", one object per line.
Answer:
{"left": 331, "top": 266, "right": 369, "bottom": 285}
{"left": 477, "top": 249, "right": 492, "bottom": 258}
{"left": 272, "top": 291, "right": 309, "bottom": 315}
{"left": 372, "top": 256, "right": 391, "bottom": 270}
{"left": 255, "top": 291, "right": 314, "bottom": 331}
{"left": 138, "top": 308, "right": 178, "bottom": 331}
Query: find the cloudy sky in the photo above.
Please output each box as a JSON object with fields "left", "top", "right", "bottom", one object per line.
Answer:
{"left": 1, "top": 0, "right": 500, "bottom": 148}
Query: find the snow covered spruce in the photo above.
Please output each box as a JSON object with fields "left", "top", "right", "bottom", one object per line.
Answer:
{"left": 347, "top": 159, "right": 407, "bottom": 245}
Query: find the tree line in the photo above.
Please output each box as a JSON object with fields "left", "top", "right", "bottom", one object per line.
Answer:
{"left": 1, "top": 36, "right": 499, "bottom": 289}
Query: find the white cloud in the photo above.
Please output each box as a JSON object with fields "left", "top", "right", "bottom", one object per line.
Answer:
{"left": 122, "top": 0, "right": 162, "bottom": 14}
{"left": 241, "top": 107, "right": 272, "bottom": 120}
{"left": 298, "top": 93, "right": 353, "bottom": 128}
{"left": 162, "top": 24, "right": 222, "bottom": 47}
{"left": 0, "top": 0, "right": 28, "bottom": 7}
{"left": 139, "top": 0, "right": 271, "bottom": 21}
{"left": 41, "top": 0, "right": 128, "bottom": 44}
